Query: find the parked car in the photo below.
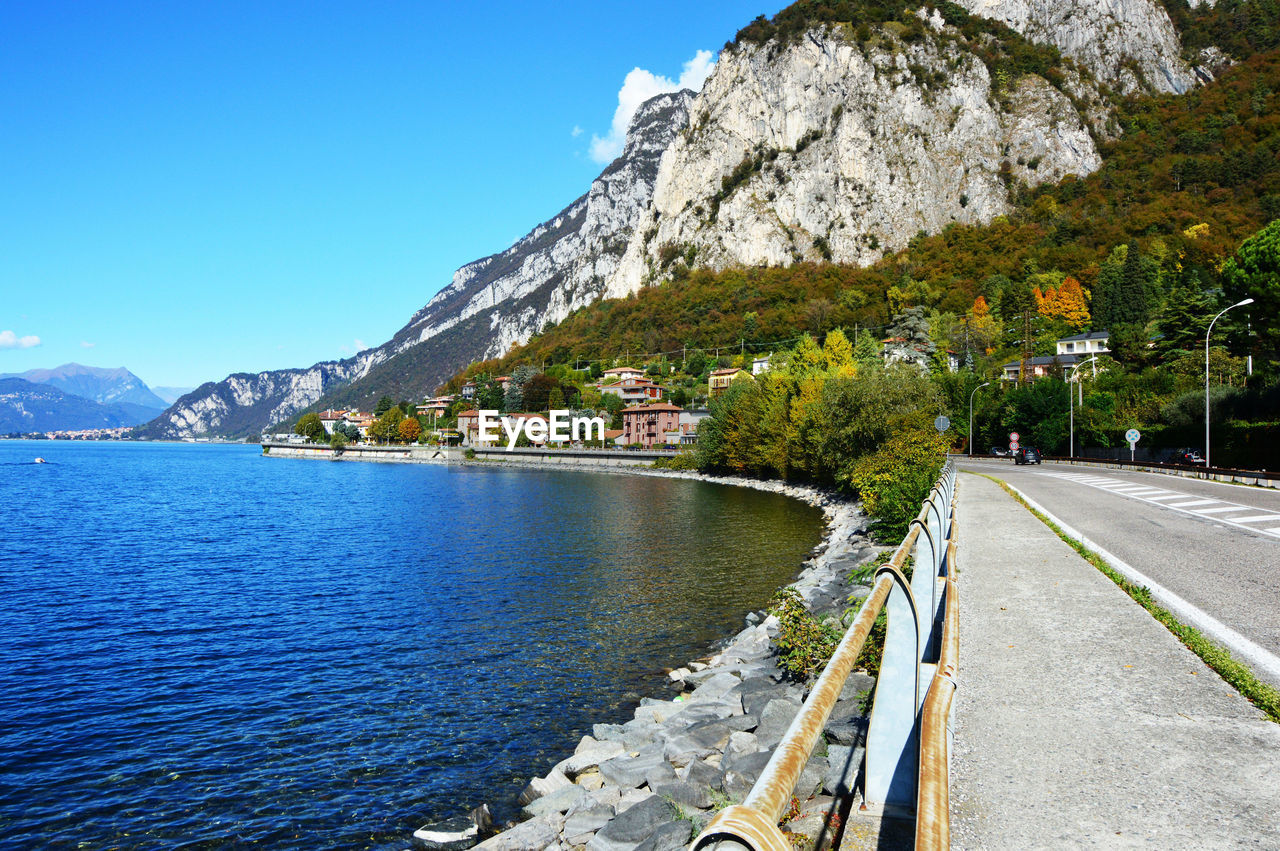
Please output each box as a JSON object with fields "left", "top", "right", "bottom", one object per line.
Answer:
{"left": 990, "top": 446, "right": 1011, "bottom": 457}
{"left": 1014, "top": 446, "right": 1042, "bottom": 465}
{"left": 1174, "top": 449, "right": 1207, "bottom": 466}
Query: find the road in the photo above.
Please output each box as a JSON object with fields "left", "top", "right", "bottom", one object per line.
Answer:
{"left": 956, "top": 458, "right": 1280, "bottom": 689}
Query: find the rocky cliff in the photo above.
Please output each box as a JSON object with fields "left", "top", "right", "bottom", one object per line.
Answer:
{"left": 136, "top": 92, "right": 693, "bottom": 439}
{"left": 606, "top": 19, "right": 1104, "bottom": 295}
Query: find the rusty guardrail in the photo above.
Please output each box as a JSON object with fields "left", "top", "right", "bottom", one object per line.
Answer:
{"left": 691, "top": 461, "right": 959, "bottom": 850}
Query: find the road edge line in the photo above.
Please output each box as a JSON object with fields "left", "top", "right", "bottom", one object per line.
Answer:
{"left": 966, "top": 472, "right": 1280, "bottom": 723}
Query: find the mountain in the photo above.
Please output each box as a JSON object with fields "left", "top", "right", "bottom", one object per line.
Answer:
{"left": 136, "top": 90, "right": 696, "bottom": 439}
{"left": 2, "top": 363, "right": 168, "bottom": 414}
{"left": 0, "top": 378, "right": 148, "bottom": 433}
{"left": 151, "top": 386, "right": 195, "bottom": 406}
{"left": 141, "top": 0, "right": 1223, "bottom": 439}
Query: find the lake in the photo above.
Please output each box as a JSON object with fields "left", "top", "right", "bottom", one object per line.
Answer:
{"left": 0, "top": 441, "right": 823, "bottom": 848}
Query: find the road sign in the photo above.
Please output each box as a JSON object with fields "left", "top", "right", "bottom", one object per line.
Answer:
{"left": 1009, "top": 431, "right": 1020, "bottom": 442}
{"left": 1125, "top": 428, "right": 1141, "bottom": 443}
{"left": 1009, "top": 440, "right": 1019, "bottom": 451}
{"left": 934, "top": 415, "right": 950, "bottom": 433}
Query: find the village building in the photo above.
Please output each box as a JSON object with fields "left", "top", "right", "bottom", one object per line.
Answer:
{"left": 621, "top": 403, "right": 683, "bottom": 449}
{"left": 602, "top": 366, "right": 645, "bottom": 383}
{"left": 598, "top": 378, "right": 664, "bottom": 405}
{"left": 708, "top": 367, "right": 752, "bottom": 398}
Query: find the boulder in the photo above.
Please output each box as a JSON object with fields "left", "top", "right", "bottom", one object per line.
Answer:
{"left": 722, "top": 750, "right": 772, "bottom": 801}
{"left": 473, "top": 813, "right": 563, "bottom": 851}
{"left": 650, "top": 779, "right": 713, "bottom": 810}
{"left": 563, "top": 802, "right": 615, "bottom": 843}
{"left": 561, "top": 740, "right": 626, "bottom": 777}
{"left": 677, "top": 758, "right": 724, "bottom": 791}
{"left": 754, "top": 698, "right": 802, "bottom": 749}
{"left": 824, "top": 744, "right": 857, "bottom": 796}
{"left": 521, "top": 783, "right": 586, "bottom": 819}
{"left": 518, "top": 770, "right": 573, "bottom": 806}
{"left": 633, "top": 819, "right": 693, "bottom": 851}
{"left": 412, "top": 815, "right": 478, "bottom": 851}
{"left": 688, "top": 672, "right": 740, "bottom": 702}
{"left": 599, "top": 744, "right": 669, "bottom": 789}
{"left": 586, "top": 795, "right": 680, "bottom": 851}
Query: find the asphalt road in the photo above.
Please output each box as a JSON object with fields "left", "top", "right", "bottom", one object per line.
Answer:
{"left": 957, "top": 458, "right": 1280, "bottom": 689}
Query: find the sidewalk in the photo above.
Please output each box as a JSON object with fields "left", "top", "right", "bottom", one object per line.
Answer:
{"left": 951, "top": 473, "right": 1280, "bottom": 849}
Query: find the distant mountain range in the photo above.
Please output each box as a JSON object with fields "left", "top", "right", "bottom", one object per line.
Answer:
{"left": 0, "top": 363, "right": 168, "bottom": 433}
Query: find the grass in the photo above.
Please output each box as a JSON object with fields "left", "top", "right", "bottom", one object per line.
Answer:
{"left": 972, "top": 472, "right": 1280, "bottom": 724}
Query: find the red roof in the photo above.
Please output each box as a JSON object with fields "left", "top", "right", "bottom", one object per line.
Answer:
{"left": 622, "top": 403, "right": 683, "bottom": 413}
{"left": 710, "top": 367, "right": 744, "bottom": 376}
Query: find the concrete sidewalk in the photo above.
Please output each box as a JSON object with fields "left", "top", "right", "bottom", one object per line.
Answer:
{"left": 951, "top": 473, "right": 1280, "bottom": 849}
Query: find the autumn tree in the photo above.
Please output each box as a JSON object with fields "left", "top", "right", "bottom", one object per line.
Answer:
{"left": 398, "top": 417, "right": 422, "bottom": 444}
{"left": 1036, "top": 276, "right": 1091, "bottom": 330}
{"left": 294, "top": 412, "right": 325, "bottom": 443}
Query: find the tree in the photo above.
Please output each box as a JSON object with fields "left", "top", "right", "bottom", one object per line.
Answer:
{"left": 852, "top": 329, "right": 881, "bottom": 370}
{"left": 522, "top": 373, "right": 559, "bottom": 412}
{"left": 475, "top": 379, "right": 504, "bottom": 410}
{"left": 369, "top": 407, "right": 403, "bottom": 443}
{"left": 398, "top": 417, "right": 422, "bottom": 444}
{"left": 1036, "top": 276, "right": 1091, "bottom": 330}
{"left": 1222, "top": 218, "right": 1280, "bottom": 370}
{"left": 821, "top": 328, "right": 854, "bottom": 375}
{"left": 1154, "top": 285, "right": 1214, "bottom": 362}
{"left": 294, "top": 412, "right": 325, "bottom": 443}
{"left": 884, "top": 307, "right": 935, "bottom": 371}
{"left": 374, "top": 395, "right": 396, "bottom": 416}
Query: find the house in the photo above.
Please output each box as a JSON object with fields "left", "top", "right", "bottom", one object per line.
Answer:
{"left": 456, "top": 409, "right": 482, "bottom": 444}
{"left": 599, "top": 378, "right": 664, "bottom": 405}
{"left": 343, "top": 411, "right": 375, "bottom": 437}
{"left": 709, "top": 368, "right": 752, "bottom": 398}
{"left": 621, "top": 403, "right": 683, "bottom": 449}
{"left": 460, "top": 381, "right": 477, "bottom": 400}
{"left": 318, "top": 409, "right": 347, "bottom": 435}
{"left": 1000, "top": 355, "right": 1082, "bottom": 381}
{"left": 604, "top": 428, "right": 625, "bottom": 447}
{"left": 416, "top": 396, "right": 455, "bottom": 420}
{"left": 1056, "top": 330, "right": 1110, "bottom": 357}
{"left": 663, "top": 409, "right": 711, "bottom": 446}
{"left": 752, "top": 354, "right": 772, "bottom": 376}
{"left": 602, "top": 367, "right": 645, "bottom": 383}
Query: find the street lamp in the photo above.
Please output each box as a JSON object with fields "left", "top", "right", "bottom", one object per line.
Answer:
{"left": 968, "top": 382, "right": 989, "bottom": 457}
{"left": 1205, "top": 298, "right": 1254, "bottom": 468}
{"left": 1067, "top": 356, "right": 1099, "bottom": 459}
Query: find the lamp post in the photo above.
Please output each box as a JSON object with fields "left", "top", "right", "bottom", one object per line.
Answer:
{"left": 1067, "top": 356, "right": 1099, "bottom": 459}
{"left": 968, "top": 382, "right": 989, "bottom": 457}
{"left": 1206, "top": 298, "right": 1254, "bottom": 468}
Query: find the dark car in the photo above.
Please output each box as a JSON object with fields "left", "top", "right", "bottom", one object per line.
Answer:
{"left": 1014, "top": 446, "right": 1042, "bottom": 465}
{"left": 990, "top": 446, "right": 1011, "bottom": 457}
{"left": 1174, "top": 449, "right": 1207, "bottom": 466}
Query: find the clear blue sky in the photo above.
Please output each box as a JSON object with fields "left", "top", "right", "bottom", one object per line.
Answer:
{"left": 2, "top": 1, "right": 782, "bottom": 389}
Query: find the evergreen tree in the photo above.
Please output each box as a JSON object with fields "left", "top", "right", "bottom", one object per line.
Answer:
{"left": 1154, "top": 285, "right": 1214, "bottom": 361}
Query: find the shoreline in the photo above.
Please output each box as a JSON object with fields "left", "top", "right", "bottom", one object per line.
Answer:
{"left": 412, "top": 456, "right": 881, "bottom": 850}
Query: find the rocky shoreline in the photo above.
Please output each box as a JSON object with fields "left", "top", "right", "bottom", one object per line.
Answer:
{"left": 408, "top": 461, "right": 883, "bottom": 851}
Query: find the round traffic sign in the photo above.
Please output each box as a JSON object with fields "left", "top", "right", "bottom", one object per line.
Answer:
{"left": 934, "top": 415, "right": 950, "bottom": 433}
{"left": 1125, "top": 428, "right": 1141, "bottom": 443}
{"left": 1009, "top": 431, "right": 1020, "bottom": 442}
{"left": 1009, "top": 440, "right": 1019, "bottom": 451}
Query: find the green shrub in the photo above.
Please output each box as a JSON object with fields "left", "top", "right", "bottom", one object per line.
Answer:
{"left": 654, "top": 451, "right": 699, "bottom": 470}
{"left": 842, "top": 425, "right": 947, "bottom": 542}
{"left": 770, "top": 588, "right": 841, "bottom": 681}
{"left": 464, "top": 448, "right": 476, "bottom": 459}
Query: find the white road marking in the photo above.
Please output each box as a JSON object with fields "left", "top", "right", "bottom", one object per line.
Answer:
{"left": 1030, "top": 469, "right": 1280, "bottom": 540}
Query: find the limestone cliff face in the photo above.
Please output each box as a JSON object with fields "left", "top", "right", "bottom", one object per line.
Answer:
{"left": 954, "top": 0, "right": 1196, "bottom": 93}
{"left": 606, "top": 24, "right": 1102, "bottom": 296}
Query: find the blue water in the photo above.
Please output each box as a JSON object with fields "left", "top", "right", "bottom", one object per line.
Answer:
{"left": 0, "top": 441, "right": 822, "bottom": 848}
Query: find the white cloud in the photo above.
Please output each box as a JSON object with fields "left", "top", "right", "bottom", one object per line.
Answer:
{"left": 80, "top": 341, "right": 96, "bottom": 349}
{"left": 339, "top": 338, "right": 370, "bottom": 355}
{"left": 571, "top": 125, "right": 583, "bottom": 137}
{"left": 0, "top": 330, "right": 41, "bottom": 349}
{"left": 589, "top": 49, "right": 717, "bottom": 164}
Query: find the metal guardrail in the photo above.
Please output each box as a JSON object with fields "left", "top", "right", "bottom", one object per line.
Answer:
{"left": 690, "top": 461, "right": 959, "bottom": 850}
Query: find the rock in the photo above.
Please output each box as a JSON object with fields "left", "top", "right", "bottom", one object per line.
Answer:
{"left": 797, "top": 753, "right": 827, "bottom": 801}
{"left": 575, "top": 769, "right": 605, "bottom": 791}
{"left": 678, "top": 758, "right": 724, "bottom": 791}
{"left": 824, "top": 717, "right": 867, "bottom": 747}
{"left": 586, "top": 795, "right": 680, "bottom": 851}
{"left": 730, "top": 677, "right": 787, "bottom": 718}
{"left": 722, "top": 751, "right": 772, "bottom": 801}
{"left": 522, "top": 784, "right": 586, "bottom": 819}
{"left": 413, "top": 815, "right": 478, "bottom": 851}
{"left": 519, "top": 770, "right": 573, "bottom": 806}
{"left": 754, "top": 699, "right": 803, "bottom": 749}
{"left": 688, "top": 662, "right": 707, "bottom": 673}
{"left": 561, "top": 740, "right": 625, "bottom": 778}
{"left": 473, "top": 813, "right": 563, "bottom": 851}
{"left": 588, "top": 786, "right": 623, "bottom": 810}
{"left": 633, "top": 820, "right": 693, "bottom": 851}
{"left": 563, "top": 802, "right": 615, "bottom": 842}
{"left": 670, "top": 695, "right": 744, "bottom": 724}
{"left": 651, "top": 779, "right": 714, "bottom": 810}
{"left": 616, "top": 788, "right": 652, "bottom": 813}
{"left": 723, "top": 731, "right": 761, "bottom": 768}
{"left": 470, "top": 805, "right": 493, "bottom": 837}
{"left": 599, "top": 744, "right": 669, "bottom": 789}
{"left": 592, "top": 724, "right": 626, "bottom": 743}
{"left": 824, "top": 744, "right": 857, "bottom": 796}
{"left": 667, "top": 667, "right": 690, "bottom": 683}
{"left": 688, "top": 672, "right": 740, "bottom": 702}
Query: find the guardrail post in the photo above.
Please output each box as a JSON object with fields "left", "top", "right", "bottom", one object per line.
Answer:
{"left": 863, "top": 562, "right": 922, "bottom": 813}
